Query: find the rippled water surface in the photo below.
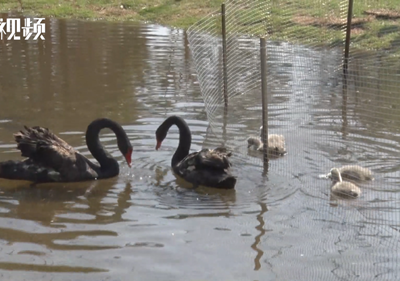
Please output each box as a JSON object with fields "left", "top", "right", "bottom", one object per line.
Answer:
{"left": 0, "top": 14, "right": 400, "bottom": 280}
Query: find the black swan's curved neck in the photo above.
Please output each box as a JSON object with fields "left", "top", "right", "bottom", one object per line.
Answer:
{"left": 86, "top": 118, "right": 131, "bottom": 178}
{"left": 158, "top": 116, "right": 192, "bottom": 167}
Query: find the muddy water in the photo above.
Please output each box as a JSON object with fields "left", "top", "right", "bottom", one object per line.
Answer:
{"left": 0, "top": 14, "right": 400, "bottom": 280}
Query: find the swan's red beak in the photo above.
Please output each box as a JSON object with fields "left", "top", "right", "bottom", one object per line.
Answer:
{"left": 156, "top": 140, "right": 162, "bottom": 150}
{"left": 125, "top": 149, "right": 132, "bottom": 168}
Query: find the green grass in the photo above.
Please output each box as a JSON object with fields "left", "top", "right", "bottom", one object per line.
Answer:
{"left": 0, "top": 0, "right": 223, "bottom": 26}
{"left": 1, "top": 0, "right": 400, "bottom": 53}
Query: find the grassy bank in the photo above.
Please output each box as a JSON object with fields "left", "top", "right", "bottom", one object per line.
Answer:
{"left": 0, "top": 0, "right": 223, "bottom": 28}
{"left": 1, "top": 0, "right": 400, "bottom": 53}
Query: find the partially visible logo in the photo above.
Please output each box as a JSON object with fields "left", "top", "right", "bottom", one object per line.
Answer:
{"left": 0, "top": 18, "right": 45, "bottom": 40}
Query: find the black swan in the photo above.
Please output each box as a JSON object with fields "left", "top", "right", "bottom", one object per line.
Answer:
{"left": 155, "top": 116, "right": 236, "bottom": 189}
{"left": 0, "top": 118, "right": 132, "bottom": 183}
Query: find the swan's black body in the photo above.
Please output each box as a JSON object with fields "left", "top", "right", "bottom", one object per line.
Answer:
{"left": 0, "top": 118, "right": 132, "bottom": 183}
{"left": 155, "top": 116, "right": 236, "bottom": 189}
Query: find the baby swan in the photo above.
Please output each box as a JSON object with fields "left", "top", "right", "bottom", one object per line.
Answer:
{"left": 327, "top": 165, "right": 373, "bottom": 182}
{"left": 330, "top": 168, "right": 361, "bottom": 198}
{"left": 247, "top": 135, "right": 286, "bottom": 156}
{"left": 247, "top": 137, "right": 263, "bottom": 151}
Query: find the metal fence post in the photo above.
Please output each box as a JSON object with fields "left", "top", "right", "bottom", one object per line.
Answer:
{"left": 260, "top": 37, "right": 268, "bottom": 172}
{"left": 221, "top": 3, "right": 228, "bottom": 108}
{"left": 343, "top": 0, "right": 354, "bottom": 79}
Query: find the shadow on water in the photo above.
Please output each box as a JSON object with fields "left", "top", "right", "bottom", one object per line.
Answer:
{"left": 0, "top": 12, "right": 400, "bottom": 280}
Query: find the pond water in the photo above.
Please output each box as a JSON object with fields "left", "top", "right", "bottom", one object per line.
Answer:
{"left": 0, "top": 13, "right": 400, "bottom": 280}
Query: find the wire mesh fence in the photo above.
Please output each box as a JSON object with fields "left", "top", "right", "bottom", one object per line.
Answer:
{"left": 187, "top": 0, "right": 348, "bottom": 166}
{"left": 187, "top": 0, "right": 400, "bottom": 272}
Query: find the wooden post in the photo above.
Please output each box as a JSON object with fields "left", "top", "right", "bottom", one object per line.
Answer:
{"left": 221, "top": 3, "right": 228, "bottom": 108}
{"left": 343, "top": 0, "right": 354, "bottom": 79}
{"left": 260, "top": 37, "right": 268, "bottom": 172}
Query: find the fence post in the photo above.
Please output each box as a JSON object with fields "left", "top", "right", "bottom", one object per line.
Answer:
{"left": 343, "top": 0, "right": 354, "bottom": 79}
{"left": 342, "top": 0, "right": 353, "bottom": 134}
{"left": 221, "top": 3, "right": 228, "bottom": 108}
{"left": 260, "top": 37, "right": 268, "bottom": 172}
